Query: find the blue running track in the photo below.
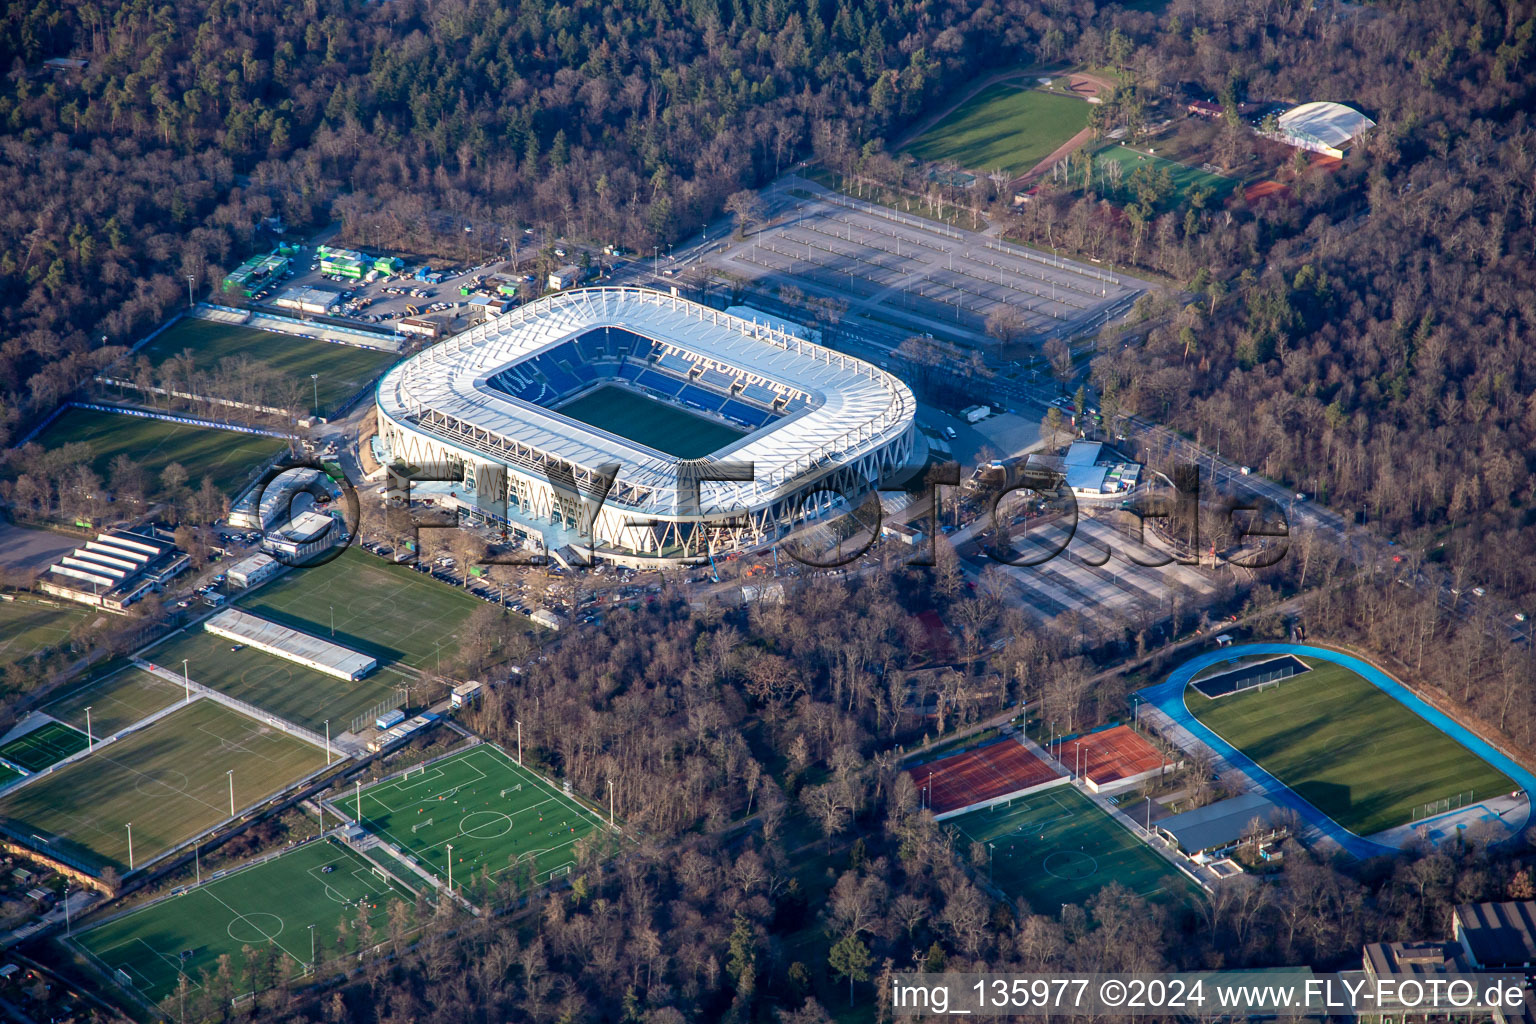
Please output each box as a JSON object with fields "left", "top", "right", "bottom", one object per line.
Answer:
{"left": 1137, "top": 643, "right": 1535, "bottom": 859}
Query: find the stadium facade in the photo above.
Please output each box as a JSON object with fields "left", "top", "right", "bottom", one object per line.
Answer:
{"left": 375, "top": 287, "right": 916, "bottom": 563}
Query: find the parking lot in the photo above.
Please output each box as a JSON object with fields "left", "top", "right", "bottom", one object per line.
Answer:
{"left": 689, "top": 175, "right": 1143, "bottom": 352}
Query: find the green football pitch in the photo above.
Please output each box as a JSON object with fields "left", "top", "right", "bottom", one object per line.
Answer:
{"left": 554, "top": 384, "right": 748, "bottom": 459}
{"left": 139, "top": 318, "right": 398, "bottom": 417}
{"left": 1186, "top": 658, "right": 1515, "bottom": 836}
{"left": 237, "top": 546, "right": 485, "bottom": 671}
{"left": 905, "top": 83, "right": 1090, "bottom": 176}
{"left": 45, "top": 669, "right": 185, "bottom": 740}
{"left": 352, "top": 745, "right": 610, "bottom": 894}
{"left": 945, "top": 786, "right": 1194, "bottom": 912}
{"left": 142, "top": 628, "right": 402, "bottom": 735}
{"left": 0, "top": 699, "right": 325, "bottom": 872}
{"left": 0, "top": 721, "right": 90, "bottom": 773}
{"left": 1091, "top": 144, "right": 1238, "bottom": 208}
{"left": 74, "top": 838, "right": 413, "bottom": 1005}
{"left": 0, "top": 597, "right": 93, "bottom": 668}
{"left": 26, "top": 407, "right": 285, "bottom": 499}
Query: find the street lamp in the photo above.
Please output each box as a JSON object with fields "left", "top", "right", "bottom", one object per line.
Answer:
{"left": 446, "top": 842, "right": 454, "bottom": 892}
{"left": 310, "top": 374, "right": 320, "bottom": 417}
{"left": 227, "top": 770, "right": 235, "bottom": 817}
{"left": 85, "top": 706, "right": 93, "bottom": 751}
{"left": 186, "top": 274, "right": 196, "bottom": 309}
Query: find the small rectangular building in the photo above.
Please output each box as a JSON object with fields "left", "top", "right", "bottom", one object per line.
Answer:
{"left": 1154, "top": 792, "right": 1286, "bottom": 858}
{"left": 451, "top": 681, "right": 483, "bottom": 708}
{"left": 274, "top": 285, "right": 341, "bottom": 315}
{"left": 375, "top": 709, "right": 405, "bottom": 731}
{"left": 262, "top": 509, "right": 344, "bottom": 562}
{"left": 530, "top": 608, "right": 562, "bottom": 631}
{"left": 397, "top": 316, "right": 441, "bottom": 340}
{"left": 547, "top": 265, "right": 587, "bottom": 290}
{"left": 227, "top": 552, "right": 281, "bottom": 589}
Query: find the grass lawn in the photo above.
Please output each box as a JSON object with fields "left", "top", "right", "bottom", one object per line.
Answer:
{"left": 0, "top": 699, "right": 325, "bottom": 872}
{"left": 237, "top": 547, "right": 485, "bottom": 672}
{"left": 0, "top": 721, "right": 90, "bottom": 772}
{"left": 74, "top": 838, "right": 414, "bottom": 1005}
{"left": 45, "top": 669, "right": 186, "bottom": 739}
{"left": 139, "top": 318, "right": 398, "bottom": 417}
{"left": 554, "top": 384, "right": 747, "bottom": 459}
{"left": 141, "top": 628, "right": 402, "bottom": 735}
{"left": 1090, "top": 144, "right": 1238, "bottom": 208}
{"left": 352, "top": 745, "right": 612, "bottom": 897}
{"left": 0, "top": 597, "right": 92, "bottom": 668}
{"left": 945, "top": 786, "right": 1194, "bottom": 912}
{"left": 905, "top": 84, "right": 1090, "bottom": 176}
{"left": 1186, "top": 658, "right": 1516, "bottom": 836}
{"left": 25, "top": 407, "right": 286, "bottom": 498}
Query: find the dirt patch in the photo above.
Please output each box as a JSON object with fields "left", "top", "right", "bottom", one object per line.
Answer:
{"left": 1065, "top": 73, "right": 1115, "bottom": 101}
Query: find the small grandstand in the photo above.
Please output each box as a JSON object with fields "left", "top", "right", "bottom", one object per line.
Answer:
{"left": 204, "top": 607, "right": 376, "bottom": 681}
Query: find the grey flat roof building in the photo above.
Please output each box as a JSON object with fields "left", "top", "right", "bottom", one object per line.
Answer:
{"left": 1156, "top": 792, "right": 1283, "bottom": 854}
{"left": 1455, "top": 902, "right": 1536, "bottom": 969}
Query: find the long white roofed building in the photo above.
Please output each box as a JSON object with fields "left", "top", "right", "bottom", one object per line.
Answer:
{"left": 1273, "top": 101, "right": 1375, "bottom": 158}
{"left": 375, "top": 287, "right": 917, "bottom": 563}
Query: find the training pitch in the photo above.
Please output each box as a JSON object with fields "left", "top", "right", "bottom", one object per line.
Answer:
{"left": 74, "top": 838, "right": 413, "bottom": 1005}
{"left": 352, "top": 745, "right": 609, "bottom": 894}
{"left": 554, "top": 384, "right": 748, "bottom": 459}
{"left": 140, "top": 319, "right": 398, "bottom": 416}
{"left": 905, "top": 83, "right": 1090, "bottom": 176}
{"left": 0, "top": 699, "right": 325, "bottom": 872}
{"left": 945, "top": 786, "right": 1192, "bottom": 912}
{"left": 0, "top": 597, "right": 93, "bottom": 668}
{"left": 1186, "top": 657, "right": 1516, "bottom": 836}
{"left": 25, "top": 407, "right": 285, "bottom": 499}
{"left": 0, "top": 720, "right": 90, "bottom": 773}
{"left": 1091, "top": 144, "right": 1238, "bottom": 208}
{"left": 45, "top": 669, "right": 185, "bottom": 740}
{"left": 237, "top": 546, "right": 485, "bottom": 671}
{"left": 143, "top": 628, "right": 400, "bottom": 735}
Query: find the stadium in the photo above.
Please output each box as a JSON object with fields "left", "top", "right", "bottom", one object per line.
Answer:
{"left": 375, "top": 287, "right": 917, "bottom": 562}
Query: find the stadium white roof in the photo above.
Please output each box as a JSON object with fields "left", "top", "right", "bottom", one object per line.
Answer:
{"left": 204, "top": 607, "right": 376, "bottom": 680}
{"left": 1276, "top": 102, "right": 1375, "bottom": 151}
{"left": 377, "top": 287, "right": 915, "bottom": 514}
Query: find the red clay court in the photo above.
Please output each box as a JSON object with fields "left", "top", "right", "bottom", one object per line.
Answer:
{"left": 913, "top": 738, "right": 1059, "bottom": 814}
{"left": 1055, "top": 725, "right": 1166, "bottom": 790}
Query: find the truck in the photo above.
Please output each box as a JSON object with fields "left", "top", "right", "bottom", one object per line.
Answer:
{"left": 961, "top": 404, "right": 992, "bottom": 424}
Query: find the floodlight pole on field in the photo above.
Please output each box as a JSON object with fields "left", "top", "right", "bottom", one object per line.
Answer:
{"left": 311, "top": 374, "right": 320, "bottom": 417}
{"left": 186, "top": 274, "right": 195, "bottom": 309}
{"left": 126, "top": 822, "right": 133, "bottom": 871}
{"left": 85, "top": 707, "right": 93, "bottom": 751}
{"left": 330, "top": 604, "right": 335, "bottom": 637}
{"left": 227, "top": 770, "right": 235, "bottom": 818}
{"left": 309, "top": 924, "right": 316, "bottom": 972}
{"left": 446, "top": 843, "right": 453, "bottom": 892}
{"left": 356, "top": 780, "right": 362, "bottom": 823}
{"left": 325, "top": 720, "right": 331, "bottom": 765}
{"left": 516, "top": 720, "right": 522, "bottom": 765}
{"left": 182, "top": 660, "right": 190, "bottom": 703}
{"left": 608, "top": 779, "right": 614, "bottom": 827}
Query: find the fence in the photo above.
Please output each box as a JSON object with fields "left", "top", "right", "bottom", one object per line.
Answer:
{"left": 65, "top": 400, "right": 296, "bottom": 440}
{"left": 1413, "top": 790, "right": 1477, "bottom": 823}
{"left": 93, "top": 375, "right": 290, "bottom": 418}
{"left": 350, "top": 691, "right": 408, "bottom": 734}
{"left": 133, "top": 658, "right": 336, "bottom": 754}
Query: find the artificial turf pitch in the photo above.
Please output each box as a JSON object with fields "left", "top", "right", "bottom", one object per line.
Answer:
{"left": 0, "top": 720, "right": 90, "bottom": 772}
{"left": 352, "top": 745, "right": 609, "bottom": 893}
{"left": 0, "top": 597, "right": 92, "bottom": 668}
{"left": 945, "top": 786, "right": 1192, "bottom": 912}
{"left": 553, "top": 383, "right": 748, "bottom": 460}
{"left": 905, "top": 83, "right": 1090, "bottom": 176}
{"left": 24, "top": 407, "right": 285, "bottom": 499}
{"left": 237, "top": 546, "right": 485, "bottom": 671}
{"left": 74, "top": 838, "right": 413, "bottom": 1005}
{"left": 139, "top": 318, "right": 398, "bottom": 417}
{"left": 142, "top": 628, "right": 401, "bottom": 735}
{"left": 946, "top": 792, "right": 1185, "bottom": 908}
{"left": 45, "top": 669, "right": 185, "bottom": 740}
{"left": 0, "top": 699, "right": 325, "bottom": 872}
{"left": 1186, "top": 658, "right": 1516, "bottom": 836}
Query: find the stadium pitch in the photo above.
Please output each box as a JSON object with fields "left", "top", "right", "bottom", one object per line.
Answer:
{"left": 905, "top": 83, "right": 1090, "bottom": 176}
{"left": 352, "top": 745, "right": 611, "bottom": 895}
{"left": 944, "top": 786, "right": 1193, "bottom": 912}
{"left": 45, "top": 669, "right": 185, "bottom": 740}
{"left": 139, "top": 318, "right": 398, "bottom": 417}
{"left": 74, "top": 838, "right": 413, "bottom": 1005}
{"left": 1186, "top": 657, "right": 1516, "bottom": 836}
{"left": 237, "top": 547, "right": 483, "bottom": 672}
{"left": 0, "top": 720, "right": 90, "bottom": 773}
{"left": 0, "top": 699, "right": 325, "bottom": 872}
{"left": 143, "top": 628, "right": 400, "bottom": 735}
{"left": 24, "top": 406, "right": 285, "bottom": 498}
{"left": 0, "top": 597, "right": 92, "bottom": 669}
{"left": 553, "top": 384, "right": 748, "bottom": 459}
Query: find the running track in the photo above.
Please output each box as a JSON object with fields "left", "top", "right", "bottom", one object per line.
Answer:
{"left": 1136, "top": 643, "right": 1536, "bottom": 859}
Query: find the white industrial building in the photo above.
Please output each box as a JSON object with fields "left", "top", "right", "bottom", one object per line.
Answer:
{"left": 228, "top": 467, "right": 330, "bottom": 530}
{"left": 227, "top": 552, "right": 281, "bottom": 589}
{"left": 1272, "top": 101, "right": 1375, "bottom": 158}
{"left": 38, "top": 530, "right": 190, "bottom": 612}
{"left": 204, "top": 607, "right": 376, "bottom": 680}
{"left": 262, "top": 509, "right": 345, "bottom": 561}
{"left": 273, "top": 285, "right": 342, "bottom": 316}
{"left": 374, "top": 287, "right": 916, "bottom": 563}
